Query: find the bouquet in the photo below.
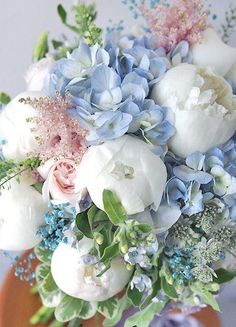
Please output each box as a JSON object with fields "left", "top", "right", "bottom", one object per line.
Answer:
{"left": 1, "top": 0, "right": 236, "bottom": 326}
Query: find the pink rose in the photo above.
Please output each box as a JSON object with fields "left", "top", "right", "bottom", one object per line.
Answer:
{"left": 42, "top": 159, "right": 85, "bottom": 207}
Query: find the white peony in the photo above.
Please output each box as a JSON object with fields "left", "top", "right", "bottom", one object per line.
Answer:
{"left": 192, "top": 28, "right": 236, "bottom": 77}
{"left": 25, "top": 57, "right": 55, "bottom": 91}
{"left": 51, "top": 239, "right": 132, "bottom": 302}
{"left": 151, "top": 64, "right": 236, "bottom": 158}
{"left": 76, "top": 135, "right": 167, "bottom": 215}
{"left": 0, "top": 174, "right": 47, "bottom": 251}
{"left": 0, "top": 91, "right": 43, "bottom": 160}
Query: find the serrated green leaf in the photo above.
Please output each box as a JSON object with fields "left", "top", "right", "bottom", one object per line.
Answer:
{"left": 127, "top": 286, "right": 143, "bottom": 306}
{"left": 103, "top": 190, "right": 128, "bottom": 226}
{"left": 97, "top": 296, "right": 118, "bottom": 319}
{"left": 0, "top": 92, "right": 10, "bottom": 105}
{"left": 36, "top": 263, "right": 50, "bottom": 284}
{"left": 57, "top": 4, "right": 67, "bottom": 24}
{"left": 34, "top": 246, "right": 52, "bottom": 263}
{"left": 79, "top": 300, "right": 97, "bottom": 319}
{"left": 41, "top": 271, "right": 58, "bottom": 294}
{"left": 75, "top": 211, "right": 92, "bottom": 238}
{"left": 32, "top": 31, "right": 49, "bottom": 62}
{"left": 161, "top": 276, "right": 178, "bottom": 299}
{"left": 103, "top": 295, "right": 132, "bottom": 327}
{"left": 124, "top": 301, "right": 166, "bottom": 327}
{"left": 214, "top": 268, "right": 236, "bottom": 284}
{"left": 54, "top": 296, "right": 83, "bottom": 322}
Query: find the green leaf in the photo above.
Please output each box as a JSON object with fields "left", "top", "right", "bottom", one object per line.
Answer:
{"left": 38, "top": 285, "right": 64, "bottom": 308}
{"left": 127, "top": 286, "right": 143, "bottom": 306}
{"left": 30, "top": 305, "right": 55, "bottom": 325}
{"left": 200, "top": 290, "right": 220, "bottom": 312}
{"left": 103, "top": 190, "right": 128, "bottom": 226}
{"left": 100, "top": 242, "right": 119, "bottom": 264}
{"left": 103, "top": 295, "right": 132, "bottom": 327}
{"left": 34, "top": 246, "right": 52, "bottom": 263}
{"left": 75, "top": 211, "right": 92, "bottom": 238}
{"left": 140, "top": 278, "right": 161, "bottom": 309}
{"left": 214, "top": 268, "right": 236, "bottom": 284}
{"left": 161, "top": 277, "right": 178, "bottom": 299}
{"left": 36, "top": 263, "right": 50, "bottom": 284}
{"left": 32, "top": 31, "right": 49, "bottom": 62}
{"left": 57, "top": 4, "right": 67, "bottom": 24}
{"left": 136, "top": 224, "right": 152, "bottom": 233}
{"left": 52, "top": 39, "right": 63, "bottom": 50}
{"left": 41, "top": 271, "right": 58, "bottom": 294}
{"left": 0, "top": 92, "right": 10, "bottom": 105}
{"left": 31, "top": 182, "right": 43, "bottom": 194}
{"left": 124, "top": 301, "right": 166, "bottom": 327}
{"left": 79, "top": 301, "right": 97, "bottom": 319}
{"left": 97, "top": 296, "right": 118, "bottom": 319}
{"left": 54, "top": 295, "right": 83, "bottom": 322}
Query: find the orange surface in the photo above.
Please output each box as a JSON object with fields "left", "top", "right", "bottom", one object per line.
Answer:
{"left": 0, "top": 252, "right": 222, "bottom": 327}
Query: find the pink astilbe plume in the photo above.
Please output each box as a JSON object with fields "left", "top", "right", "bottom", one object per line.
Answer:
{"left": 21, "top": 94, "right": 87, "bottom": 162}
{"left": 140, "top": 0, "right": 209, "bottom": 52}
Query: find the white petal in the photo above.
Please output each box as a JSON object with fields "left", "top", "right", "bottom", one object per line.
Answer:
{"left": 51, "top": 241, "right": 132, "bottom": 302}
{"left": 192, "top": 28, "right": 236, "bottom": 76}
{"left": 0, "top": 174, "right": 47, "bottom": 251}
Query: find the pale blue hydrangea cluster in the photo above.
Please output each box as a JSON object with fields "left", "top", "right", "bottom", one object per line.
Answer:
{"left": 43, "top": 33, "right": 192, "bottom": 146}
{"left": 165, "top": 136, "right": 236, "bottom": 219}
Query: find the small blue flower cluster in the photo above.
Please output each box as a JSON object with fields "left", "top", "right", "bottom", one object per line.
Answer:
{"left": 43, "top": 34, "right": 192, "bottom": 147}
{"left": 37, "top": 202, "right": 75, "bottom": 251}
{"left": 167, "top": 247, "right": 193, "bottom": 285}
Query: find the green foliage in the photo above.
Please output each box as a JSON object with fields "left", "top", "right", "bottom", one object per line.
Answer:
{"left": 97, "top": 296, "right": 118, "bottom": 319}
{"left": 222, "top": 6, "right": 236, "bottom": 43}
{"left": 34, "top": 246, "right": 53, "bottom": 263}
{"left": 214, "top": 268, "right": 236, "bottom": 284}
{"left": 32, "top": 31, "right": 49, "bottom": 62}
{"left": 190, "top": 282, "right": 220, "bottom": 312}
{"left": 57, "top": 3, "right": 102, "bottom": 46}
{"left": 127, "top": 286, "right": 143, "bottom": 306}
{"left": 0, "top": 92, "right": 11, "bottom": 105}
{"left": 103, "top": 189, "right": 128, "bottom": 225}
{"left": 161, "top": 276, "right": 178, "bottom": 299}
{"left": 103, "top": 294, "right": 132, "bottom": 327}
{"left": 75, "top": 211, "right": 93, "bottom": 238}
{"left": 124, "top": 301, "right": 166, "bottom": 327}
{"left": 30, "top": 305, "right": 55, "bottom": 325}
{"left": 0, "top": 157, "right": 41, "bottom": 189}
{"left": 54, "top": 296, "right": 83, "bottom": 322}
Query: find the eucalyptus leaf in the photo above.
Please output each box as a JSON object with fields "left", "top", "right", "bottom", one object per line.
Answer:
{"left": 103, "top": 190, "right": 128, "bottom": 226}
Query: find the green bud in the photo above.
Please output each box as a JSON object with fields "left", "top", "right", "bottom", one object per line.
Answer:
{"left": 32, "top": 31, "right": 49, "bottom": 62}
{"left": 120, "top": 243, "right": 128, "bottom": 254}
{"left": 94, "top": 233, "right": 104, "bottom": 245}
{"left": 126, "top": 264, "right": 133, "bottom": 271}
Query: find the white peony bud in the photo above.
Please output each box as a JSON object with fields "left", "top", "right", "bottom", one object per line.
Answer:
{"left": 76, "top": 135, "right": 167, "bottom": 215}
{"left": 51, "top": 239, "right": 132, "bottom": 302}
{"left": 151, "top": 64, "right": 236, "bottom": 158}
{"left": 0, "top": 91, "right": 43, "bottom": 160}
{"left": 25, "top": 57, "right": 55, "bottom": 92}
{"left": 192, "top": 28, "right": 236, "bottom": 76}
{"left": 0, "top": 174, "right": 47, "bottom": 251}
